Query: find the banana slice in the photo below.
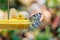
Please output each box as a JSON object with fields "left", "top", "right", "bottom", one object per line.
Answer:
{"left": 9, "top": 8, "right": 18, "bottom": 19}
{"left": 18, "top": 11, "right": 29, "bottom": 20}
{"left": 0, "top": 10, "right": 4, "bottom": 20}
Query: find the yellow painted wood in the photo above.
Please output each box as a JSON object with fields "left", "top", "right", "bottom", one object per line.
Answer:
{"left": 0, "top": 20, "right": 30, "bottom": 30}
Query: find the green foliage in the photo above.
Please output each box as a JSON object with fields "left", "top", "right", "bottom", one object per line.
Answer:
{"left": 0, "top": 0, "right": 8, "bottom": 11}
{"left": 35, "top": 26, "right": 53, "bottom": 40}
{"left": 57, "top": 27, "right": 60, "bottom": 33}
{"left": 46, "top": 0, "right": 59, "bottom": 8}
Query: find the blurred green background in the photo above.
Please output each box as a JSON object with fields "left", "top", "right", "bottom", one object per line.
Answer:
{"left": 0, "top": 0, "right": 8, "bottom": 11}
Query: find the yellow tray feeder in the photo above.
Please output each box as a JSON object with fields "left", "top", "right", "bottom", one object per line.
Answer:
{"left": 0, "top": 20, "right": 30, "bottom": 30}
